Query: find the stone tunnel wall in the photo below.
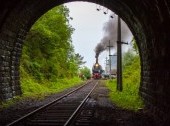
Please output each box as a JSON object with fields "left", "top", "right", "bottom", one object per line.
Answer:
{"left": 0, "top": 2, "right": 23, "bottom": 100}
{"left": 0, "top": 0, "right": 170, "bottom": 122}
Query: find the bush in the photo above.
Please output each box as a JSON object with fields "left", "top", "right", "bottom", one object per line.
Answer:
{"left": 106, "top": 53, "right": 144, "bottom": 111}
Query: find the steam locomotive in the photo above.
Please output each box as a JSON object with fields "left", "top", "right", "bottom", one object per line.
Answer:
{"left": 92, "top": 58, "right": 103, "bottom": 79}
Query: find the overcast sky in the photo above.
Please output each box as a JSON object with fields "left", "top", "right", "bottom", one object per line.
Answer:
{"left": 64, "top": 2, "right": 133, "bottom": 70}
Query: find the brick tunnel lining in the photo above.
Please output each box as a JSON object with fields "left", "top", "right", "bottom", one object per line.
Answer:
{"left": 0, "top": 0, "right": 170, "bottom": 121}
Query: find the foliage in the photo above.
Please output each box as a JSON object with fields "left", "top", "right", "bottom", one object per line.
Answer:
{"left": 122, "top": 49, "right": 136, "bottom": 69}
{"left": 131, "top": 37, "right": 139, "bottom": 54}
{"left": 17, "top": 5, "right": 86, "bottom": 105}
{"left": 75, "top": 53, "right": 86, "bottom": 67}
{"left": 20, "top": 5, "right": 79, "bottom": 82}
{"left": 106, "top": 50, "right": 144, "bottom": 111}
{"left": 79, "top": 66, "right": 91, "bottom": 80}
{"left": 20, "top": 67, "right": 83, "bottom": 98}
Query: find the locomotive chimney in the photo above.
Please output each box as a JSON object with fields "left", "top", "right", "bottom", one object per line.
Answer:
{"left": 95, "top": 57, "right": 98, "bottom": 64}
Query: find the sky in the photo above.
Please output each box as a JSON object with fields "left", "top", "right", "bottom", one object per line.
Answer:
{"left": 64, "top": 2, "right": 133, "bottom": 70}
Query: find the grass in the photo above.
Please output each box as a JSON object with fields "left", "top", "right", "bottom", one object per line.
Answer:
{"left": 0, "top": 68, "right": 83, "bottom": 109}
{"left": 19, "top": 65, "right": 83, "bottom": 98}
{"left": 105, "top": 56, "right": 144, "bottom": 111}
{"left": 106, "top": 79, "right": 144, "bottom": 111}
{"left": 20, "top": 76, "right": 83, "bottom": 98}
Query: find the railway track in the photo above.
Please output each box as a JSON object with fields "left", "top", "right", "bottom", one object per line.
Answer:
{"left": 7, "top": 80, "right": 98, "bottom": 126}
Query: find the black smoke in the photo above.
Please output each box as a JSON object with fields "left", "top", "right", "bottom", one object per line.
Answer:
{"left": 95, "top": 15, "right": 132, "bottom": 59}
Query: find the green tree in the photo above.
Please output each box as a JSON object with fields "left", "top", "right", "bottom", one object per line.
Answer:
{"left": 122, "top": 50, "right": 135, "bottom": 68}
{"left": 131, "top": 37, "right": 139, "bottom": 54}
{"left": 75, "top": 53, "right": 86, "bottom": 68}
{"left": 79, "top": 67, "right": 91, "bottom": 80}
{"left": 20, "top": 5, "right": 78, "bottom": 82}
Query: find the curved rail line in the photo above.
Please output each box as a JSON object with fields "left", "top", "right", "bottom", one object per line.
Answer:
{"left": 7, "top": 80, "right": 98, "bottom": 126}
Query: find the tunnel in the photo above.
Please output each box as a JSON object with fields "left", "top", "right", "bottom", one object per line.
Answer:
{"left": 0, "top": 0, "right": 170, "bottom": 123}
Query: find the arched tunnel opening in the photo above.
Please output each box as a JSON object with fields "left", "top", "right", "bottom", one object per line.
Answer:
{"left": 0, "top": 0, "right": 170, "bottom": 125}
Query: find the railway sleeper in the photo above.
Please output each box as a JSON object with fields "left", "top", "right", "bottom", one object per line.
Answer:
{"left": 28, "top": 119, "right": 66, "bottom": 125}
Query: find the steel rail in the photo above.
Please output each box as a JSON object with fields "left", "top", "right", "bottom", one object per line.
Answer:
{"left": 6, "top": 80, "right": 92, "bottom": 126}
{"left": 64, "top": 81, "right": 98, "bottom": 126}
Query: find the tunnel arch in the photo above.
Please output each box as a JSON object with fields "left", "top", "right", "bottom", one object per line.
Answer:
{"left": 0, "top": 0, "right": 170, "bottom": 121}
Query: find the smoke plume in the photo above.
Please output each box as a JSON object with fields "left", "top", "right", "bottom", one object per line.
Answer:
{"left": 95, "top": 15, "right": 132, "bottom": 58}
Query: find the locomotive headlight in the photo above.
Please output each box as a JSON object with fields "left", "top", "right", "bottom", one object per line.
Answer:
{"left": 95, "top": 64, "right": 99, "bottom": 67}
